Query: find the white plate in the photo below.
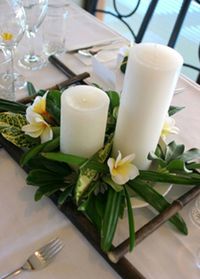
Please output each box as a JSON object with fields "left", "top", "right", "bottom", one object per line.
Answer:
{"left": 130, "top": 183, "right": 173, "bottom": 209}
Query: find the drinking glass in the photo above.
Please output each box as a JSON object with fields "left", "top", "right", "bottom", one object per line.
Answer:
{"left": 190, "top": 195, "right": 200, "bottom": 269}
{"left": 190, "top": 194, "right": 200, "bottom": 228}
{"left": 42, "top": 2, "right": 68, "bottom": 56}
{"left": 19, "top": 0, "right": 48, "bottom": 71}
{"left": 0, "top": 48, "right": 11, "bottom": 99}
{"left": 0, "top": 0, "right": 26, "bottom": 96}
{"left": 0, "top": 48, "right": 26, "bottom": 90}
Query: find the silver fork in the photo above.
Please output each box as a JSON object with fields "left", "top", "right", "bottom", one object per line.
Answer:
{"left": 1, "top": 238, "right": 63, "bottom": 278}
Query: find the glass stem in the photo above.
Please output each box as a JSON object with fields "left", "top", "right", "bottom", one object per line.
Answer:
{"left": 9, "top": 47, "right": 15, "bottom": 93}
{"left": 2, "top": 48, "right": 11, "bottom": 79}
{"left": 26, "top": 30, "right": 37, "bottom": 61}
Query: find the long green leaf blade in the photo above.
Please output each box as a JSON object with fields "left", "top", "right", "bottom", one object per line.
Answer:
{"left": 128, "top": 180, "right": 188, "bottom": 235}
{"left": 20, "top": 137, "right": 60, "bottom": 166}
{"left": 0, "top": 99, "right": 27, "bottom": 114}
{"left": 124, "top": 186, "right": 135, "bottom": 251}
{"left": 139, "top": 170, "right": 200, "bottom": 185}
{"left": 42, "top": 152, "right": 86, "bottom": 166}
{"left": 101, "top": 188, "right": 123, "bottom": 252}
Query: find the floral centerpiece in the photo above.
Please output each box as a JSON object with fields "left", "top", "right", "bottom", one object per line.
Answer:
{"left": 0, "top": 81, "right": 200, "bottom": 253}
{"left": 0, "top": 43, "right": 200, "bottom": 256}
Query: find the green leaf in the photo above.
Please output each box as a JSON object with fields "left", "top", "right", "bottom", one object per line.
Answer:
{"left": 165, "top": 141, "right": 185, "bottom": 163}
{"left": 95, "top": 193, "right": 106, "bottom": 220}
{"left": 27, "top": 155, "right": 71, "bottom": 175}
{"left": 27, "top": 169, "right": 65, "bottom": 186}
{"left": 0, "top": 112, "right": 37, "bottom": 148}
{"left": 128, "top": 180, "right": 188, "bottom": 235}
{"left": 0, "top": 98, "right": 27, "bottom": 114}
{"left": 168, "top": 105, "right": 184, "bottom": 116}
{"left": 21, "top": 143, "right": 46, "bottom": 166}
{"left": 0, "top": 112, "right": 27, "bottom": 128}
{"left": 124, "top": 186, "right": 135, "bottom": 251}
{"left": 167, "top": 159, "right": 192, "bottom": 173}
{"left": 46, "top": 90, "right": 61, "bottom": 124}
{"left": 58, "top": 186, "right": 73, "bottom": 205}
{"left": 20, "top": 137, "right": 60, "bottom": 166}
{"left": 187, "top": 163, "right": 200, "bottom": 171}
{"left": 120, "top": 55, "right": 128, "bottom": 73}
{"left": 52, "top": 126, "right": 60, "bottom": 137}
{"left": 42, "top": 136, "right": 60, "bottom": 152}
{"left": 106, "top": 91, "right": 120, "bottom": 109}
{"left": 139, "top": 170, "right": 200, "bottom": 185}
{"left": 42, "top": 152, "right": 86, "bottom": 166}
{"left": 1, "top": 127, "right": 37, "bottom": 148}
{"left": 101, "top": 188, "right": 124, "bottom": 252}
{"left": 35, "top": 189, "right": 44, "bottom": 201}
{"left": 37, "top": 89, "right": 47, "bottom": 96}
{"left": 75, "top": 168, "right": 98, "bottom": 204}
{"left": 148, "top": 151, "right": 166, "bottom": 167}
{"left": 34, "top": 186, "right": 60, "bottom": 201}
{"left": 78, "top": 191, "right": 105, "bottom": 232}
{"left": 178, "top": 148, "right": 200, "bottom": 162}
{"left": 102, "top": 176, "right": 123, "bottom": 192}
{"left": 75, "top": 136, "right": 113, "bottom": 203}
{"left": 27, "top": 82, "right": 37, "bottom": 96}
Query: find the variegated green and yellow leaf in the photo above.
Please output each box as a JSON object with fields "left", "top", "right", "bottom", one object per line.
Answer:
{"left": 0, "top": 112, "right": 27, "bottom": 128}
{"left": 0, "top": 112, "right": 37, "bottom": 148}
{"left": 75, "top": 136, "right": 113, "bottom": 204}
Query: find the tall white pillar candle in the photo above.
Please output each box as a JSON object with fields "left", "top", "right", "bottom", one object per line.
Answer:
{"left": 60, "top": 85, "right": 110, "bottom": 158}
{"left": 113, "top": 43, "right": 183, "bottom": 170}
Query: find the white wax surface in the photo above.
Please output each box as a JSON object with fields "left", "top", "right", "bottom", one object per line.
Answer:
{"left": 113, "top": 43, "right": 183, "bottom": 169}
{"left": 60, "top": 85, "right": 109, "bottom": 158}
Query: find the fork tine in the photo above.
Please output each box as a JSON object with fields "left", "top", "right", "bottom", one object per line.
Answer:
{"left": 41, "top": 239, "right": 63, "bottom": 261}
{"left": 39, "top": 238, "right": 61, "bottom": 254}
{"left": 43, "top": 243, "right": 64, "bottom": 261}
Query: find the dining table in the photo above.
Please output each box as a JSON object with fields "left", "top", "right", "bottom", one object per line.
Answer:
{"left": 0, "top": 1, "right": 200, "bottom": 279}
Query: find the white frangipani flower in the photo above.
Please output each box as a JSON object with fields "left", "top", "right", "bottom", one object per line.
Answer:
{"left": 161, "top": 115, "right": 179, "bottom": 139}
{"left": 22, "top": 108, "right": 53, "bottom": 143}
{"left": 107, "top": 151, "right": 139, "bottom": 185}
{"left": 30, "top": 93, "right": 47, "bottom": 115}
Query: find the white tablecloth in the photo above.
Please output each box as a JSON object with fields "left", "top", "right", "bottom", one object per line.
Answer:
{"left": 0, "top": 2, "right": 200, "bottom": 279}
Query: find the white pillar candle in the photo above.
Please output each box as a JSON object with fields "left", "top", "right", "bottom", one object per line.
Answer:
{"left": 113, "top": 43, "right": 183, "bottom": 170}
{"left": 60, "top": 85, "right": 110, "bottom": 158}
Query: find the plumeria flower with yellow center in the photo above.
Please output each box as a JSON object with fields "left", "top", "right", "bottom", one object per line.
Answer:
{"left": 1, "top": 32, "right": 13, "bottom": 41}
{"left": 107, "top": 151, "right": 139, "bottom": 185}
{"left": 161, "top": 115, "right": 179, "bottom": 140}
{"left": 22, "top": 107, "right": 53, "bottom": 143}
{"left": 32, "top": 94, "right": 46, "bottom": 114}
{"left": 28, "top": 92, "right": 53, "bottom": 123}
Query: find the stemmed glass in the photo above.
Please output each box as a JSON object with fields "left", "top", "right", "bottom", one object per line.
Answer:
{"left": 190, "top": 194, "right": 200, "bottom": 268}
{"left": 19, "top": 0, "right": 48, "bottom": 71}
{"left": 0, "top": 0, "right": 26, "bottom": 97}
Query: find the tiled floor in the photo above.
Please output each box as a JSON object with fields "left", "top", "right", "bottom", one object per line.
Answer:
{"left": 96, "top": 0, "right": 200, "bottom": 82}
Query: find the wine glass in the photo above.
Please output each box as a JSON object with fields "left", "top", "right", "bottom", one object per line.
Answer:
{"left": 0, "top": 0, "right": 26, "bottom": 97}
{"left": 19, "top": 0, "right": 48, "bottom": 71}
{"left": 0, "top": 47, "right": 26, "bottom": 91}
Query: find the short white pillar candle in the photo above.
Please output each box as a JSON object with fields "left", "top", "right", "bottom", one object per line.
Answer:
{"left": 60, "top": 85, "right": 110, "bottom": 158}
{"left": 113, "top": 43, "right": 183, "bottom": 170}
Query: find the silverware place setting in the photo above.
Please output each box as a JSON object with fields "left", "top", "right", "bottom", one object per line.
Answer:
{"left": 1, "top": 238, "right": 63, "bottom": 278}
